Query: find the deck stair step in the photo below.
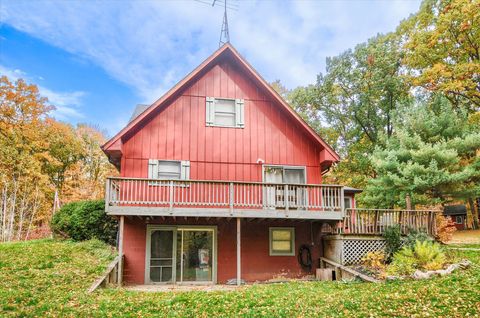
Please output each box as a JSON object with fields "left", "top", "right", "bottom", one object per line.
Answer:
{"left": 319, "top": 257, "right": 380, "bottom": 283}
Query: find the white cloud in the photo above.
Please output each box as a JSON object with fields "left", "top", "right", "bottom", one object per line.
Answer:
{"left": 0, "top": 64, "right": 85, "bottom": 121}
{"left": 0, "top": 0, "right": 421, "bottom": 102}
{"left": 39, "top": 87, "right": 85, "bottom": 120}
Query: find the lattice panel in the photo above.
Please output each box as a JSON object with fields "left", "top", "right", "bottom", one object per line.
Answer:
{"left": 343, "top": 239, "right": 387, "bottom": 265}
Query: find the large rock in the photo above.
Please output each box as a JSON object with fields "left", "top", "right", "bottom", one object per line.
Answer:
{"left": 412, "top": 260, "right": 472, "bottom": 280}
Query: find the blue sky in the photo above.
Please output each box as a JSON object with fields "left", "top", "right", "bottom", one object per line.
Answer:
{"left": 0, "top": 0, "right": 421, "bottom": 136}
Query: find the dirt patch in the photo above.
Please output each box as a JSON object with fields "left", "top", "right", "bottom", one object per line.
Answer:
{"left": 449, "top": 230, "right": 480, "bottom": 244}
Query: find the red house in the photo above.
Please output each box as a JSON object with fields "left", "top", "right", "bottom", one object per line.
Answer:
{"left": 102, "top": 44, "right": 356, "bottom": 285}
{"left": 443, "top": 205, "right": 467, "bottom": 230}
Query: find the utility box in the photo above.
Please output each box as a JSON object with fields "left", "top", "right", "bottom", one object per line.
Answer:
{"left": 316, "top": 268, "right": 333, "bottom": 281}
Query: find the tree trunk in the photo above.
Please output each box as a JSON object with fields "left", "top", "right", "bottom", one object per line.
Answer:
{"left": 1, "top": 183, "right": 7, "bottom": 242}
{"left": 52, "top": 188, "right": 60, "bottom": 215}
{"left": 7, "top": 179, "right": 18, "bottom": 242}
{"left": 406, "top": 194, "right": 412, "bottom": 210}
{"left": 25, "top": 186, "right": 40, "bottom": 241}
{"left": 16, "top": 185, "right": 28, "bottom": 241}
{"left": 468, "top": 197, "right": 479, "bottom": 230}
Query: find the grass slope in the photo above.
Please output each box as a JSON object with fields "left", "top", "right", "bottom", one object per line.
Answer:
{"left": 1, "top": 240, "right": 479, "bottom": 317}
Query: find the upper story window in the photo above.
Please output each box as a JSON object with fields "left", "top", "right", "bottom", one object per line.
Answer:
{"left": 263, "top": 165, "right": 306, "bottom": 184}
{"left": 148, "top": 160, "right": 190, "bottom": 180}
{"left": 206, "top": 97, "right": 244, "bottom": 128}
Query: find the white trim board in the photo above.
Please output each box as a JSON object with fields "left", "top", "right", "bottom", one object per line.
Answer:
{"left": 107, "top": 206, "right": 343, "bottom": 220}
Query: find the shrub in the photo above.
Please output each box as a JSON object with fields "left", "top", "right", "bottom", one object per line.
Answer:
{"left": 383, "top": 224, "right": 402, "bottom": 259}
{"left": 409, "top": 240, "right": 446, "bottom": 269}
{"left": 51, "top": 200, "right": 118, "bottom": 245}
{"left": 435, "top": 214, "right": 456, "bottom": 243}
{"left": 387, "top": 240, "right": 447, "bottom": 276}
{"left": 405, "top": 228, "right": 433, "bottom": 248}
{"left": 362, "top": 251, "right": 386, "bottom": 271}
{"left": 386, "top": 252, "right": 416, "bottom": 276}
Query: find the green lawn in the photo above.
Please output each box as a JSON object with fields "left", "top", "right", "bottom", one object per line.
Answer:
{"left": 1, "top": 240, "right": 479, "bottom": 317}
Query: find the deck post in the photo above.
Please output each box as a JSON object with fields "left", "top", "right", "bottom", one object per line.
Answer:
{"left": 284, "top": 184, "right": 289, "bottom": 213}
{"left": 105, "top": 178, "right": 110, "bottom": 212}
{"left": 236, "top": 217, "right": 241, "bottom": 286}
{"left": 169, "top": 181, "right": 174, "bottom": 214}
{"left": 229, "top": 182, "right": 234, "bottom": 215}
{"left": 340, "top": 186, "right": 345, "bottom": 217}
{"left": 117, "top": 215, "right": 124, "bottom": 286}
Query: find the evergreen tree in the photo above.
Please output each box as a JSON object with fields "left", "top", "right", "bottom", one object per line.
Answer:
{"left": 363, "top": 97, "right": 480, "bottom": 211}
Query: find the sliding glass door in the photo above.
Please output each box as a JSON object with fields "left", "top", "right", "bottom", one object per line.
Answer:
{"left": 263, "top": 165, "right": 306, "bottom": 208}
{"left": 147, "top": 226, "right": 216, "bottom": 284}
{"left": 177, "top": 229, "right": 214, "bottom": 283}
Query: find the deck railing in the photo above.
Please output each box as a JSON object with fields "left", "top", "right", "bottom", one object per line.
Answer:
{"left": 339, "top": 208, "right": 438, "bottom": 236}
{"left": 105, "top": 177, "right": 344, "bottom": 213}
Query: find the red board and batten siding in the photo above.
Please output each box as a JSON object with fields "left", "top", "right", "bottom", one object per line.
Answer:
{"left": 123, "top": 218, "right": 322, "bottom": 284}
{"left": 121, "top": 58, "right": 324, "bottom": 184}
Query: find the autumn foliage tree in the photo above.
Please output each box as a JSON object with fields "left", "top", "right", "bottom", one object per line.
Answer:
{"left": 284, "top": 0, "right": 479, "bottom": 213}
{"left": 0, "top": 76, "right": 53, "bottom": 241}
{"left": 401, "top": 0, "right": 480, "bottom": 110}
{"left": 285, "top": 33, "right": 411, "bottom": 190}
{"left": 62, "top": 124, "right": 117, "bottom": 202}
{"left": 0, "top": 76, "right": 115, "bottom": 241}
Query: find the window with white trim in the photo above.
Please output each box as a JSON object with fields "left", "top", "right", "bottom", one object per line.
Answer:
{"left": 455, "top": 215, "right": 463, "bottom": 224}
{"left": 269, "top": 227, "right": 295, "bottom": 256}
{"left": 206, "top": 97, "right": 244, "bottom": 128}
{"left": 148, "top": 160, "right": 190, "bottom": 180}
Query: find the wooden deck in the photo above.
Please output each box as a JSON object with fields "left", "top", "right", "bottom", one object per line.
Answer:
{"left": 105, "top": 177, "right": 345, "bottom": 220}
{"left": 339, "top": 208, "right": 438, "bottom": 236}
{"left": 105, "top": 178, "right": 438, "bottom": 233}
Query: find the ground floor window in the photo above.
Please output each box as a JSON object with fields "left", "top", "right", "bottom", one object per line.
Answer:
{"left": 269, "top": 227, "right": 295, "bottom": 256}
{"left": 455, "top": 215, "right": 464, "bottom": 224}
{"left": 146, "top": 226, "right": 216, "bottom": 284}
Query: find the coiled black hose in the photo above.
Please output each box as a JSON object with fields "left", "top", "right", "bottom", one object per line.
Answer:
{"left": 298, "top": 244, "right": 312, "bottom": 271}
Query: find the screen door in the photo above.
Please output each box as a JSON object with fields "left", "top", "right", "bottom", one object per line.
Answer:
{"left": 148, "top": 229, "right": 175, "bottom": 283}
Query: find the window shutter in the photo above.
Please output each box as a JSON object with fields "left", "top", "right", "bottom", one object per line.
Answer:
{"left": 180, "top": 160, "right": 190, "bottom": 180}
{"left": 206, "top": 97, "right": 215, "bottom": 126}
{"left": 148, "top": 159, "right": 159, "bottom": 179}
{"left": 235, "top": 99, "right": 244, "bottom": 128}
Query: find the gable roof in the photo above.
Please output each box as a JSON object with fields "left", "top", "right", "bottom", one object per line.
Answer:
{"left": 102, "top": 43, "right": 340, "bottom": 162}
{"left": 443, "top": 205, "right": 467, "bottom": 216}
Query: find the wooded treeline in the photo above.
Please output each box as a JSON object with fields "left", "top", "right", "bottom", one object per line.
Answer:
{"left": 274, "top": 0, "right": 480, "bottom": 227}
{"left": 0, "top": 76, "right": 116, "bottom": 241}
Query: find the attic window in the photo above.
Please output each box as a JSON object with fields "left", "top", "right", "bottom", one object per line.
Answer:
{"left": 206, "top": 97, "right": 244, "bottom": 128}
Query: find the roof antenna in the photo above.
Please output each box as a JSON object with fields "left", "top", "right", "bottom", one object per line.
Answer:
{"left": 213, "top": 0, "right": 230, "bottom": 47}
